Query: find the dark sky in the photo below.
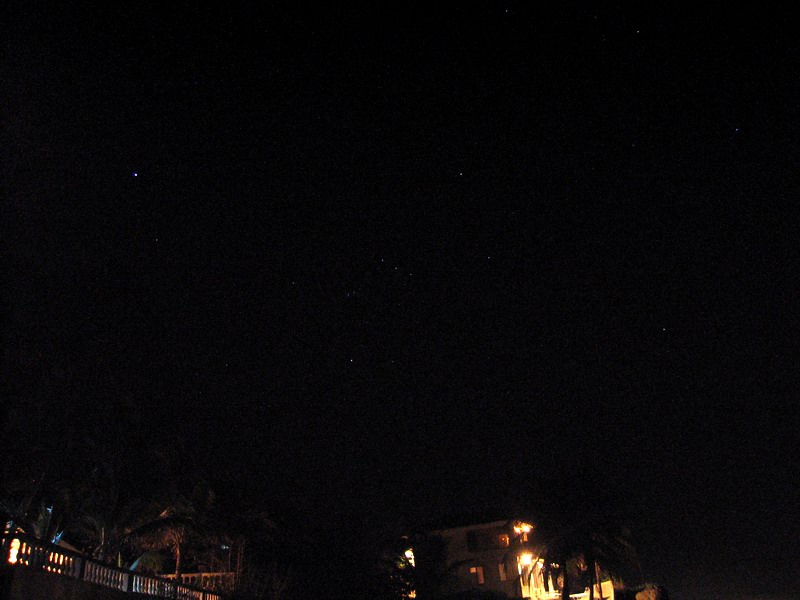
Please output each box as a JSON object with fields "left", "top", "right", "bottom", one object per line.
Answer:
{"left": 3, "top": 3, "right": 799, "bottom": 599}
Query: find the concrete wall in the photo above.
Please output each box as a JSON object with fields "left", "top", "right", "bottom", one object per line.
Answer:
{"left": 0, "top": 565, "right": 152, "bottom": 600}
{"left": 432, "top": 521, "right": 520, "bottom": 597}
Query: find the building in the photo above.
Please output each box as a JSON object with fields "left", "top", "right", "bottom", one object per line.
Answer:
{"left": 411, "top": 518, "right": 614, "bottom": 600}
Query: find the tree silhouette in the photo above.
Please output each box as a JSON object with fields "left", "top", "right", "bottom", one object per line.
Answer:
{"left": 540, "top": 514, "right": 639, "bottom": 600}
{"left": 127, "top": 483, "right": 218, "bottom": 577}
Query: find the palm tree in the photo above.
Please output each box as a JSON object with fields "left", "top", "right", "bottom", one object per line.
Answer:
{"left": 215, "top": 505, "right": 276, "bottom": 581}
{"left": 65, "top": 453, "right": 147, "bottom": 563}
{"left": 541, "top": 515, "right": 639, "bottom": 600}
{"left": 70, "top": 499, "right": 145, "bottom": 564}
{"left": 125, "top": 482, "right": 220, "bottom": 577}
{"left": 585, "top": 522, "right": 639, "bottom": 600}
{"left": 128, "top": 507, "right": 195, "bottom": 577}
{"left": 1, "top": 473, "right": 75, "bottom": 545}
{"left": 126, "top": 481, "right": 276, "bottom": 580}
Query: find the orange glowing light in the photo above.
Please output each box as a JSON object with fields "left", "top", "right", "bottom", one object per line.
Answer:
{"left": 513, "top": 521, "right": 533, "bottom": 535}
{"left": 8, "top": 539, "right": 20, "bottom": 564}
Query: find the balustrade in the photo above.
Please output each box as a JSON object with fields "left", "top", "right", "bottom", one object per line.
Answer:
{"left": 165, "top": 571, "right": 234, "bottom": 594}
{"left": 84, "top": 560, "right": 130, "bottom": 591}
{"left": 132, "top": 572, "right": 177, "bottom": 597}
{"left": 176, "top": 585, "right": 205, "bottom": 600}
{"left": 2, "top": 533, "right": 225, "bottom": 599}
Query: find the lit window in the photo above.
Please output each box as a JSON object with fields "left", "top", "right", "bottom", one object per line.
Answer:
{"left": 469, "top": 566, "right": 485, "bottom": 585}
{"left": 498, "top": 562, "right": 508, "bottom": 581}
{"left": 498, "top": 534, "right": 510, "bottom": 547}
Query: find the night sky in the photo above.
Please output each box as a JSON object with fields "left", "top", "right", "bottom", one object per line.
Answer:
{"left": 3, "top": 3, "right": 799, "bottom": 599}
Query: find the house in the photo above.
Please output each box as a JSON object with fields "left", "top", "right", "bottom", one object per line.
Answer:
{"left": 411, "top": 518, "right": 614, "bottom": 600}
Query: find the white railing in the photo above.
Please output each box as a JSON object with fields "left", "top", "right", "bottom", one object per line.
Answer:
{"left": 132, "top": 572, "right": 178, "bottom": 596}
{"left": 165, "top": 571, "right": 234, "bottom": 595}
{"left": 1, "top": 533, "right": 226, "bottom": 600}
{"left": 84, "top": 559, "right": 130, "bottom": 591}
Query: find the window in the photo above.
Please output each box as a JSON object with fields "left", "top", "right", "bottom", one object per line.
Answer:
{"left": 469, "top": 566, "right": 485, "bottom": 585}
{"left": 498, "top": 562, "right": 508, "bottom": 581}
{"left": 467, "top": 529, "right": 511, "bottom": 551}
